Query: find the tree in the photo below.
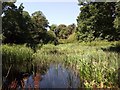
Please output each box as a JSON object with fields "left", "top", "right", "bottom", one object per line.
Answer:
{"left": 2, "top": 2, "right": 27, "bottom": 44}
{"left": 55, "top": 24, "right": 67, "bottom": 39}
{"left": 50, "top": 24, "right": 57, "bottom": 32}
{"left": 76, "top": 1, "right": 117, "bottom": 41}
{"left": 114, "top": 1, "right": 120, "bottom": 40}
{"left": 50, "top": 23, "right": 76, "bottom": 40}
{"left": 2, "top": 2, "right": 51, "bottom": 47}
{"left": 31, "top": 11, "right": 49, "bottom": 44}
{"left": 67, "top": 23, "right": 76, "bottom": 37}
{"left": 76, "top": 2, "right": 97, "bottom": 41}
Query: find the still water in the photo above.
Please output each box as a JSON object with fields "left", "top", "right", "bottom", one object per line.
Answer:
{"left": 3, "top": 64, "right": 83, "bottom": 89}
{"left": 23, "top": 64, "right": 81, "bottom": 88}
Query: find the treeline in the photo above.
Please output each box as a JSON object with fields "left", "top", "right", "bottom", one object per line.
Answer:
{"left": 2, "top": 1, "right": 120, "bottom": 47}
{"left": 2, "top": 2, "right": 76, "bottom": 46}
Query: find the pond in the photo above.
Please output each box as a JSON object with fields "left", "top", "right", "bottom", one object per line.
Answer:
{"left": 2, "top": 64, "right": 84, "bottom": 89}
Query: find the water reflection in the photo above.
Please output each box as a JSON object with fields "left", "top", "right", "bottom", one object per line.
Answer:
{"left": 2, "top": 64, "right": 82, "bottom": 89}
{"left": 40, "top": 64, "right": 80, "bottom": 88}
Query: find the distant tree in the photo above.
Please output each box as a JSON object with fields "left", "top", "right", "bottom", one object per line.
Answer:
{"left": 44, "top": 30, "right": 58, "bottom": 45}
{"left": 50, "top": 24, "right": 57, "bottom": 32}
{"left": 67, "top": 23, "right": 76, "bottom": 36}
{"left": 50, "top": 23, "right": 76, "bottom": 40}
{"left": 55, "top": 24, "right": 67, "bottom": 39}
{"left": 49, "top": 24, "right": 58, "bottom": 38}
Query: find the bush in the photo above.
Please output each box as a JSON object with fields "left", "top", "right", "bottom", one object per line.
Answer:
{"left": 58, "top": 33, "right": 77, "bottom": 44}
{"left": 67, "top": 33, "right": 77, "bottom": 43}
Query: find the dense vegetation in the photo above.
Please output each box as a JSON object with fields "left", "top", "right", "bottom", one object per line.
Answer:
{"left": 1, "top": 0, "right": 120, "bottom": 88}
{"left": 2, "top": 41, "right": 120, "bottom": 88}
{"left": 2, "top": 45, "right": 34, "bottom": 82}
{"left": 76, "top": 1, "right": 120, "bottom": 41}
{"left": 2, "top": 1, "right": 120, "bottom": 44}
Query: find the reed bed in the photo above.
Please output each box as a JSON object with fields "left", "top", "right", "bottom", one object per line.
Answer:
{"left": 2, "top": 44, "right": 34, "bottom": 73}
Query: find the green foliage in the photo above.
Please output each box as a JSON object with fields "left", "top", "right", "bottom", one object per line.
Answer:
{"left": 2, "top": 2, "right": 25, "bottom": 43}
{"left": 50, "top": 24, "right": 57, "bottom": 31}
{"left": 54, "top": 24, "right": 76, "bottom": 40}
{"left": 58, "top": 39, "right": 68, "bottom": 44}
{"left": 1, "top": 41, "right": 119, "bottom": 88}
{"left": 67, "top": 33, "right": 78, "bottom": 43}
{"left": 2, "top": 44, "right": 34, "bottom": 72}
{"left": 2, "top": 3, "right": 50, "bottom": 45}
{"left": 58, "top": 33, "right": 77, "bottom": 44}
{"left": 80, "top": 40, "right": 117, "bottom": 46}
{"left": 32, "top": 41, "right": 119, "bottom": 88}
{"left": 67, "top": 23, "right": 76, "bottom": 37}
{"left": 56, "top": 24, "right": 68, "bottom": 39}
{"left": 77, "top": 2, "right": 119, "bottom": 41}
{"left": 2, "top": 3, "right": 35, "bottom": 44}
{"left": 32, "top": 44, "right": 64, "bottom": 67}
{"left": 43, "top": 30, "right": 58, "bottom": 44}
{"left": 0, "top": 34, "right": 5, "bottom": 41}
{"left": 114, "top": 1, "right": 120, "bottom": 40}
{"left": 31, "top": 11, "right": 49, "bottom": 44}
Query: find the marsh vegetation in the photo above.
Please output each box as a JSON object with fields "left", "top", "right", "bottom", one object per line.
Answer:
{"left": 1, "top": 0, "right": 120, "bottom": 89}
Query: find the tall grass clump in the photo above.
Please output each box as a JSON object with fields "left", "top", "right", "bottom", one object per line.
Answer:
{"left": 2, "top": 44, "right": 34, "bottom": 74}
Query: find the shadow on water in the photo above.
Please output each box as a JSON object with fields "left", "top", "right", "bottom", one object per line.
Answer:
{"left": 2, "top": 64, "right": 84, "bottom": 89}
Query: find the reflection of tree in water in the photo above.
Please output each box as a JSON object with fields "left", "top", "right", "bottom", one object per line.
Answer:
{"left": 2, "top": 63, "right": 49, "bottom": 89}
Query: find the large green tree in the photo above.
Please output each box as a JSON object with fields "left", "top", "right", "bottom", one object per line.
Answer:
{"left": 77, "top": 1, "right": 118, "bottom": 41}
{"left": 2, "top": 2, "right": 33, "bottom": 44}
{"left": 2, "top": 2, "right": 50, "bottom": 45}
{"left": 2, "top": 2, "right": 24, "bottom": 43}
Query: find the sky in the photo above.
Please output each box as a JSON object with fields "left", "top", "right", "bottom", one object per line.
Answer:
{"left": 15, "top": 0, "right": 80, "bottom": 25}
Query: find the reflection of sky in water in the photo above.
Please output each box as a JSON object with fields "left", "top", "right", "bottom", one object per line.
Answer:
{"left": 26, "top": 64, "right": 80, "bottom": 88}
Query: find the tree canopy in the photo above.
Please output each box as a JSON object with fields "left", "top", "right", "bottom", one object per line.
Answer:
{"left": 76, "top": 1, "right": 120, "bottom": 41}
{"left": 2, "top": 2, "right": 51, "bottom": 45}
{"left": 2, "top": 1, "right": 120, "bottom": 46}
